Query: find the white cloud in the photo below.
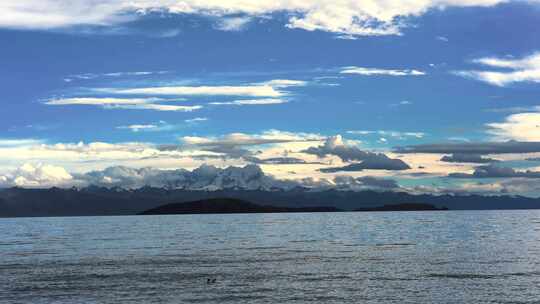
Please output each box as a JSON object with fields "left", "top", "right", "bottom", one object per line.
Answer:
{"left": 259, "top": 79, "right": 307, "bottom": 87}
{"left": 0, "top": 1, "right": 515, "bottom": 37}
{"left": 118, "top": 119, "right": 207, "bottom": 132}
{"left": 101, "top": 84, "right": 284, "bottom": 97}
{"left": 436, "top": 35, "right": 449, "bottom": 42}
{"left": 181, "top": 130, "right": 322, "bottom": 148}
{"left": 0, "top": 138, "right": 44, "bottom": 147}
{"left": 455, "top": 52, "right": 540, "bottom": 86}
{"left": 215, "top": 16, "right": 252, "bottom": 31}
{"left": 116, "top": 124, "right": 159, "bottom": 132}
{"left": 0, "top": 163, "right": 73, "bottom": 188}
{"left": 110, "top": 104, "right": 201, "bottom": 112}
{"left": 45, "top": 97, "right": 161, "bottom": 105}
{"left": 45, "top": 97, "right": 201, "bottom": 112}
{"left": 486, "top": 112, "right": 540, "bottom": 141}
{"left": 347, "top": 130, "right": 425, "bottom": 139}
{"left": 185, "top": 117, "right": 208, "bottom": 123}
{"left": 209, "top": 98, "right": 288, "bottom": 106}
{"left": 340, "top": 66, "right": 426, "bottom": 76}
{"left": 65, "top": 70, "right": 167, "bottom": 82}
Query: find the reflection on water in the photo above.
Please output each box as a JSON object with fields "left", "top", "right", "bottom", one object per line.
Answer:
{"left": 1, "top": 210, "right": 540, "bottom": 303}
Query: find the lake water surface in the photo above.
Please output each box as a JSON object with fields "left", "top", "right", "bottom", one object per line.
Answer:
{"left": 2, "top": 210, "right": 540, "bottom": 303}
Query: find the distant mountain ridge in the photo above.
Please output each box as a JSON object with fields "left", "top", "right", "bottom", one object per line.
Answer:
{"left": 1, "top": 186, "right": 540, "bottom": 217}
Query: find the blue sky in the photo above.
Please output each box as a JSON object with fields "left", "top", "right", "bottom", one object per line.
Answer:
{"left": 2, "top": 1, "right": 540, "bottom": 195}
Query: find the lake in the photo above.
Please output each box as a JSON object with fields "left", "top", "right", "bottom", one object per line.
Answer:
{"left": 1, "top": 210, "right": 540, "bottom": 303}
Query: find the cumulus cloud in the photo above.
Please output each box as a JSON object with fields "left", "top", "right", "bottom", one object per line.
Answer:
{"left": 0, "top": 163, "right": 303, "bottom": 190}
{"left": 449, "top": 165, "right": 540, "bottom": 179}
{"left": 0, "top": 163, "right": 73, "bottom": 188}
{"left": 340, "top": 66, "right": 426, "bottom": 76}
{"left": 0, "top": 1, "right": 514, "bottom": 37}
{"left": 486, "top": 112, "right": 540, "bottom": 141}
{"left": 396, "top": 141, "right": 540, "bottom": 154}
{"left": 0, "top": 163, "right": 405, "bottom": 192}
{"left": 454, "top": 52, "right": 540, "bottom": 86}
{"left": 440, "top": 153, "right": 498, "bottom": 163}
{"left": 77, "top": 164, "right": 302, "bottom": 190}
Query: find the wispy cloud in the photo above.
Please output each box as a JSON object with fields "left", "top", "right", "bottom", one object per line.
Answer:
{"left": 0, "top": 138, "right": 44, "bottom": 147}
{"left": 64, "top": 71, "right": 168, "bottom": 82}
{"left": 185, "top": 117, "right": 208, "bottom": 123}
{"left": 110, "top": 104, "right": 201, "bottom": 112}
{"left": 45, "top": 97, "right": 201, "bottom": 112}
{"left": 486, "top": 112, "right": 540, "bottom": 141}
{"left": 99, "top": 84, "right": 284, "bottom": 97}
{"left": 454, "top": 52, "right": 540, "bottom": 86}
{"left": 116, "top": 124, "right": 160, "bottom": 132}
{"left": 347, "top": 130, "right": 425, "bottom": 139}
{"left": 390, "top": 100, "right": 413, "bottom": 107}
{"left": 209, "top": 98, "right": 288, "bottom": 106}
{"left": 117, "top": 118, "right": 208, "bottom": 132}
{"left": 436, "top": 36, "right": 449, "bottom": 42}
{"left": 215, "top": 16, "right": 252, "bottom": 31}
{"left": 258, "top": 79, "right": 308, "bottom": 87}
{"left": 45, "top": 97, "right": 162, "bottom": 105}
{"left": 340, "top": 66, "right": 426, "bottom": 76}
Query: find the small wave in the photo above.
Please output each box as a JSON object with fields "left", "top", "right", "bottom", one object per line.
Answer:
{"left": 427, "top": 273, "right": 498, "bottom": 279}
{"left": 242, "top": 246, "right": 284, "bottom": 250}
{"left": 374, "top": 243, "right": 416, "bottom": 247}
{"left": 297, "top": 274, "right": 352, "bottom": 282}
{"left": 370, "top": 277, "right": 419, "bottom": 281}
{"left": 425, "top": 272, "right": 540, "bottom": 279}
{"left": 289, "top": 239, "right": 318, "bottom": 243}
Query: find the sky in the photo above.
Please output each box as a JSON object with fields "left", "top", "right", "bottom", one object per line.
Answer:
{"left": 2, "top": 0, "right": 540, "bottom": 195}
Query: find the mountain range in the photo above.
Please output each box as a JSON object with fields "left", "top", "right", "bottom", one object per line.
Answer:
{"left": 1, "top": 186, "right": 540, "bottom": 217}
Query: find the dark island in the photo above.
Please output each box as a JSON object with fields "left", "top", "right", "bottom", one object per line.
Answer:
{"left": 139, "top": 198, "right": 341, "bottom": 215}
{"left": 355, "top": 203, "right": 448, "bottom": 212}
{"left": 139, "top": 198, "right": 447, "bottom": 215}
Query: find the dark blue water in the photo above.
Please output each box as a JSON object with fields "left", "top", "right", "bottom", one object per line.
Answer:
{"left": 2, "top": 211, "right": 540, "bottom": 303}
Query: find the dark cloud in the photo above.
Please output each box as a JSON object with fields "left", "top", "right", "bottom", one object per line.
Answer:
{"left": 320, "top": 155, "right": 411, "bottom": 172}
{"left": 440, "top": 153, "right": 498, "bottom": 163}
{"left": 449, "top": 165, "right": 540, "bottom": 178}
{"left": 303, "top": 135, "right": 410, "bottom": 171}
{"left": 396, "top": 141, "right": 540, "bottom": 154}
{"left": 302, "top": 135, "right": 379, "bottom": 162}
{"left": 159, "top": 132, "right": 321, "bottom": 159}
